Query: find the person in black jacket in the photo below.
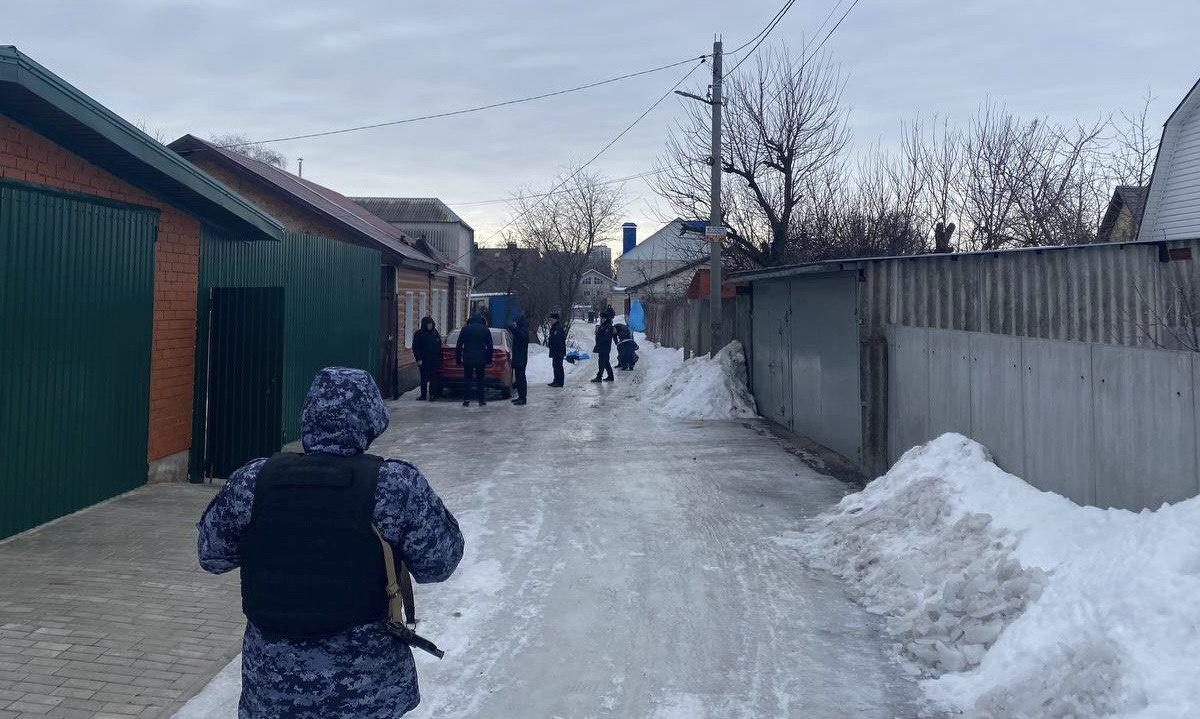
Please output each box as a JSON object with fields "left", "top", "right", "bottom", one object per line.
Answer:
{"left": 411, "top": 316, "right": 442, "bottom": 401}
{"left": 507, "top": 313, "right": 530, "bottom": 406}
{"left": 546, "top": 312, "right": 567, "bottom": 387}
{"left": 614, "top": 322, "right": 639, "bottom": 370}
{"left": 591, "top": 306, "right": 616, "bottom": 383}
{"left": 455, "top": 314, "right": 494, "bottom": 406}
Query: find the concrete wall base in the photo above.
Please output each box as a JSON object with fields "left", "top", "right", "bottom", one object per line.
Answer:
{"left": 397, "top": 364, "right": 420, "bottom": 397}
{"left": 147, "top": 450, "right": 190, "bottom": 484}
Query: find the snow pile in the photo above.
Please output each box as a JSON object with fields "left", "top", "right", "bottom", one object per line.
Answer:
{"left": 641, "top": 341, "right": 756, "bottom": 421}
{"left": 524, "top": 342, "right": 582, "bottom": 384}
{"left": 802, "top": 433, "right": 1200, "bottom": 718}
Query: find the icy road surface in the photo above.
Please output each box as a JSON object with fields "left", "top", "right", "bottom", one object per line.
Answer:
{"left": 179, "top": 342, "right": 930, "bottom": 718}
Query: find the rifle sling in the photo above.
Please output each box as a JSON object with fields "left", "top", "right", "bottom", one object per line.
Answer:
{"left": 371, "top": 525, "right": 444, "bottom": 659}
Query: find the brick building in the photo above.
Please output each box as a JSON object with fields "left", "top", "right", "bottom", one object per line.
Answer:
{"left": 170, "top": 135, "right": 469, "bottom": 397}
{"left": 0, "top": 46, "right": 283, "bottom": 537}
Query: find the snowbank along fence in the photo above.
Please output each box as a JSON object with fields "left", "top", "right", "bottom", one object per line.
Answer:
{"left": 735, "top": 237, "right": 1200, "bottom": 508}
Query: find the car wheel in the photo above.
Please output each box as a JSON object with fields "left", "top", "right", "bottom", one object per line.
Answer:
{"left": 501, "top": 387, "right": 512, "bottom": 399}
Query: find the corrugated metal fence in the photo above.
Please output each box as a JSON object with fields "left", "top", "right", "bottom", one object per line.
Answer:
{"left": 857, "top": 240, "right": 1200, "bottom": 475}
{"left": 0, "top": 180, "right": 157, "bottom": 538}
{"left": 889, "top": 325, "right": 1200, "bottom": 510}
{"left": 191, "top": 227, "right": 380, "bottom": 480}
{"left": 643, "top": 295, "right": 753, "bottom": 358}
{"left": 740, "top": 238, "right": 1200, "bottom": 489}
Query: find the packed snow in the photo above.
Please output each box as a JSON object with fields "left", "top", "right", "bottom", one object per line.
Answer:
{"left": 524, "top": 341, "right": 584, "bottom": 384}
{"left": 639, "top": 340, "right": 757, "bottom": 421}
{"left": 799, "top": 433, "right": 1200, "bottom": 718}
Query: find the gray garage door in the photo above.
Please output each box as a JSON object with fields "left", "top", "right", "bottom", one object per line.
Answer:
{"left": 750, "top": 272, "right": 860, "bottom": 463}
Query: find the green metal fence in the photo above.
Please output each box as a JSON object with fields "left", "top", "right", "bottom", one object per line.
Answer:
{"left": 191, "top": 227, "right": 381, "bottom": 480}
{"left": 0, "top": 179, "right": 157, "bottom": 538}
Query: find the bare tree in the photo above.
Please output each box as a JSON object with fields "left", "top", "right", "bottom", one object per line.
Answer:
{"left": 511, "top": 167, "right": 624, "bottom": 327}
{"left": 653, "top": 46, "right": 850, "bottom": 267}
{"left": 209, "top": 133, "right": 289, "bottom": 170}
{"left": 1107, "top": 90, "right": 1160, "bottom": 187}
{"left": 134, "top": 119, "right": 170, "bottom": 144}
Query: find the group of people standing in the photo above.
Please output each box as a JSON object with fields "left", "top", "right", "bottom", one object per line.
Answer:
{"left": 591, "top": 306, "right": 639, "bottom": 381}
{"left": 408, "top": 307, "right": 633, "bottom": 406}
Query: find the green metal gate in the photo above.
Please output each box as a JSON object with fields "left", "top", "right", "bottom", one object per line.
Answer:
{"left": 0, "top": 180, "right": 157, "bottom": 539}
{"left": 191, "top": 227, "right": 380, "bottom": 481}
{"left": 203, "top": 287, "right": 285, "bottom": 478}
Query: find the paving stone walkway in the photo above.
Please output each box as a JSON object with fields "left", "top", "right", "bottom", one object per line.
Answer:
{"left": 0, "top": 484, "right": 242, "bottom": 719}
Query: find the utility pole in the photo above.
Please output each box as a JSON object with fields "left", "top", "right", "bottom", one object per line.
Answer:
{"left": 677, "top": 39, "right": 724, "bottom": 355}
{"left": 707, "top": 39, "right": 724, "bottom": 355}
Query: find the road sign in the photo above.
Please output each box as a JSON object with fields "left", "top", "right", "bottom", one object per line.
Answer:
{"left": 704, "top": 225, "right": 726, "bottom": 242}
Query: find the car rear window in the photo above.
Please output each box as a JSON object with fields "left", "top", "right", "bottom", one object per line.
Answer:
{"left": 442, "top": 328, "right": 510, "bottom": 349}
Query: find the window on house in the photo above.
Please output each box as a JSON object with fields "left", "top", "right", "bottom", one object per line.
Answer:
{"left": 404, "top": 291, "right": 414, "bottom": 349}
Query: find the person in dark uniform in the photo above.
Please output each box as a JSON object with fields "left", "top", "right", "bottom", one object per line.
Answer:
{"left": 455, "top": 314, "right": 493, "bottom": 406}
{"left": 411, "top": 317, "right": 442, "bottom": 401}
{"left": 507, "top": 313, "right": 530, "bottom": 405}
{"left": 614, "top": 322, "right": 639, "bottom": 370}
{"left": 197, "top": 367, "right": 464, "bottom": 719}
{"left": 546, "top": 312, "right": 567, "bottom": 387}
{"left": 591, "top": 306, "right": 616, "bottom": 383}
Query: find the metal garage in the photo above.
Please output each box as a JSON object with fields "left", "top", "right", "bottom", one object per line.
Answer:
{"left": 746, "top": 270, "right": 862, "bottom": 465}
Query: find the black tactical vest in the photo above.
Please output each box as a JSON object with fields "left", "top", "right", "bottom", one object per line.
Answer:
{"left": 239, "top": 452, "right": 387, "bottom": 641}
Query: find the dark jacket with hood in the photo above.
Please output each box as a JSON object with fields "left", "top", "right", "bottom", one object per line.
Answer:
{"left": 197, "top": 367, "right": 464, "bottom": 719}
{"left": 547, "top": 320, "right": 567, "bottom": 359}
{"left": 455, "top": 314, "right": 494, "bottom": 366}
{"left": 594, "top": 318, "right": 615, "bottom": 355}
{"left": 507, "top": 314, "right": 530, "bottom": 367}
{"left": 411, "top": 317, "right": 442, "bottom": 366}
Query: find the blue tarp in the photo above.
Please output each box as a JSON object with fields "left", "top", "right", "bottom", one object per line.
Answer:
{"left": 628, "top": 298, "right": 646, "bottom": 332}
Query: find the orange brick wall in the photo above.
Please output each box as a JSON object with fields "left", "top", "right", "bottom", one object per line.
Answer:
{"left": 0, "top": 112, "right": 200, "bottom": 463}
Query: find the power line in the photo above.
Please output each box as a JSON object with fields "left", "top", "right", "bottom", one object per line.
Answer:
{"left": 222, "top": 55, "right": 710, "bottom": 148}
{"left": 724, "top": 0, "right": 798, "bottom": 78}
{"left": 450, "top": 168, "right": 668, "bottom": 207}
{"left": 726, "top": 0, "right": 796, "bottom": 56}
{"left": 807, "top": 0, "right": 862, "bottom": 62}
{"left": 467, "top": 59, "right": 706, "bottom": 257}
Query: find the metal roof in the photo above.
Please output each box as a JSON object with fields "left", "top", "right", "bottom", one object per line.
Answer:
{"left": 729, "top": 236, "right": 1200, "bottom": 283}
{"left": 349, "top": 197, "right": 473, "bottom": 229}
{"left": 169, "top": 135, "right": 438, "bottom": 270}
{"left": 0, "top": 46, "right": 282, "bottom": 241}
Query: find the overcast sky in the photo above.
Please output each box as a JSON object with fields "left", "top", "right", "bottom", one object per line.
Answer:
{"left": 6, "top": 0, "right": 1200, "bottom": 253}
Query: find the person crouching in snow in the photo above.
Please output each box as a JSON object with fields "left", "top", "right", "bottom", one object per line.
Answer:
{"left": 614, "top": 323, "right": 638, "bottom": 371}
{"left": 412, "top": 316, "right": 442, "bottom": 401}
{"left": 197, "top": 367, "right": 464, "bottom": 719}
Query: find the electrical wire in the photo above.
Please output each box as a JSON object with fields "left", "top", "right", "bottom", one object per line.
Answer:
{"left": 726, "top": 0, "right": 796, "bottom": 56}
{"left": 450, "top": 168, "right": 669, "bottom": 207}
{"left": 460, "top": 59, "right": 706, "bottom": 259}
{"left": 723, "top": 0, "right": 798, "bottom": 78}
{"left": 221, "top": 55, "right": 710, "bottom": 148}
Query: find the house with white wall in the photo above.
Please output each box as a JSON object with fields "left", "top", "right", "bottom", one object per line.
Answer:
{"left": 615, "top": 219, "right": 707, "bottom": 289}
{"left": 1139, "top": 77, "right": 1200, "bottom": 242}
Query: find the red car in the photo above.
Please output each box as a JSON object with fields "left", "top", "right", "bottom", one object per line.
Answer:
{"left": 438, "top": 327, "right": 515, "bottom": 399}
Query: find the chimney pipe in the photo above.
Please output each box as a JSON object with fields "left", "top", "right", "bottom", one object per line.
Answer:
{"left": 622, "top": 222, "right": 637, "bottom": 254}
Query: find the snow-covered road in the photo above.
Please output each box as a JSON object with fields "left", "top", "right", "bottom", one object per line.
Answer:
{"left": 179, "top": 338, "right": 929, "bottom": 718}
